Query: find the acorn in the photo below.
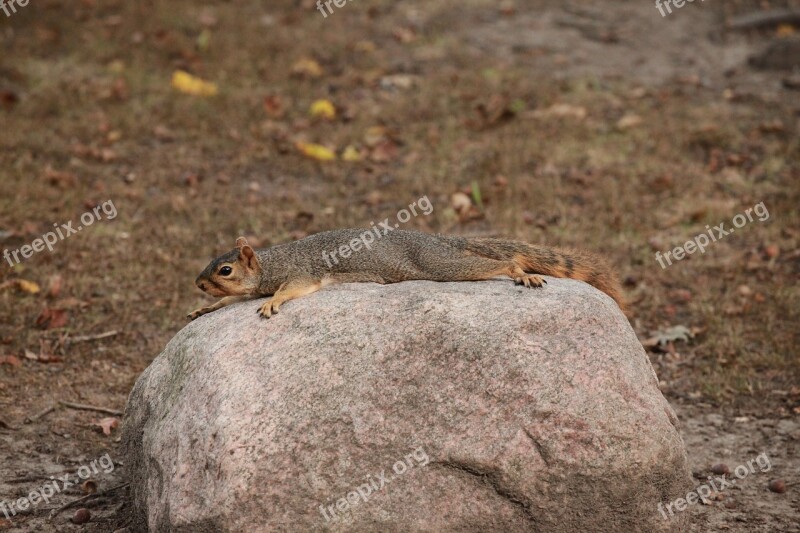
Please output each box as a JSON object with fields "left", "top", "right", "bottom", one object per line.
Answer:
{"left": 72, "top": 508, "right": 91, "bottom": 524}
{"left": 768, "top": 480, "right": 786, "bottom": 494}
{"left": 710, "top": 463, "right": 730, "bottom": 476}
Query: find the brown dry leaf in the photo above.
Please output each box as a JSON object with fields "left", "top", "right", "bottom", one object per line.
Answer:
{"left": 93, "top": 417, "right": 120, "bottom": 436}
{"left": 47, "top": 274, "right": 63, "bottom": 298}
{"left": 81, "top": 480, "right": 97, "bottom": 494}
{"left": 369, "top": 141, "right": 399, "bottom": 162}
{"left": 43, "top": 168, "right": 78, "bottom": 188}
{"left": 35, "top": 308, "right": 69, "bottom": 330}
{"left": 55, "top": 297, "right": 90, "bottom": 310}
{"left": 263, "top": 95, "right": 285, "bottom": 118}
{"left": 529, "top": 103, "right": 587, "bottom": 121}
{"left": 0, "top": 89, "right": 19, "bottom": 110}
{"left": 24, "top": 349, "right": 63, "bottom": 364}
{"left": 470, "top": 95, "right": 517, "bottom": 130}
{"left": 392, "top": 27, "right": 416, "bottom": 43}
{"left": 363, "top": 126, "right": 388, "bottom": 147}
{"left": 0, "top": 355, "right": 21, "bottom": 367}
{"left": 764, "top": 244, "right": 780, "bottom": 259}
{"left": 616, "top": 113, "right": 643, "bottom": 130}
{"left": 451, "top": 192, "right": 472, "bottom": 215}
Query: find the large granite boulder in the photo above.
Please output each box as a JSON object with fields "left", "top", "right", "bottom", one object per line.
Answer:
{"left": 123, "top": 278, "right": 692, "bottom": 532}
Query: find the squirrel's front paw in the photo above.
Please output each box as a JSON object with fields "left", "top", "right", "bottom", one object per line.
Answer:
{"left": 257, "top": 299, "right": 281, "bottom": 319}
{"left": 515, "top": 274, "right": 546, "bottom": 288}
{"left": 187, "top": 306, "right": 213, "bottom": 320}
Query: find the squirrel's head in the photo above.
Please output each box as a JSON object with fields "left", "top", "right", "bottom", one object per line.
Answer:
{"left": 195, "top": 237, "right": 262, "bottom": 297}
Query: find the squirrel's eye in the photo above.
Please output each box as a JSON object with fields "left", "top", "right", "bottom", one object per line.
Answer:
{"left": 219, "top": 266, "right": 233, "bottom": 276}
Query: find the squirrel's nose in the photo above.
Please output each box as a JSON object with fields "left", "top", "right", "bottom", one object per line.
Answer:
{"left": 196, "top": 278, "right": 206, "bottom": 291}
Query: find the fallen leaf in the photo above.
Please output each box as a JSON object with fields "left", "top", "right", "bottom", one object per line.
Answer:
{"left": 47, "top": 275, "right": 63, "bottom": 298}
{"left": 35, "top": 308, "right": 69, "bottom": 330}
{"left": 529, "top": 103, "right": 587, "bottom": 120}
{"left": 263, "top": 95, "right": 285, "bottom": 118}
{"left": 295, "top": 142, "right": 337, "bottom": 161}
{"left": 617, "top": 114, "right": 643, "bottom": 130}
{"left": 0, "top": 89, "right": 18, "bottom": 110}
{"left": 369, "top": 140, "right": 399, "bottom": 162}
{"left": 93, "top": 417, "right": 119, "bottom": 436}
{"left": 364, "top": 126, "right": 389, "bottom": 147}
{"left": 642, "top": 325, "right": 695, "bottom": 349}
{"left": 196, "top": 29, "right": 212, "bottom": 51}
{"left": 342, "top": 145, "right": 363, "bottom": 161}
{"left": 764, "top": 244, "right": 780, "bottom": 259}
{"left": 291, "top": 58, "right": 323, "bottom": 78}
{"left": 0, "top": 355, "right": 21, "bottom": 367}
{"left": 309, "top": 99, "right": 336, "bottom": 120}
{"left": 17, "top": 280, "right": 41, "bottom": 294}
{"left": 43, "top": 168, "right": 78, "bottom": 188}
{"left": 171, "top": 70, "right": 218, "bottom": 97}
{"left": 23, "top": 349, "right": 63, "bottom": 363}
{"left": 81, "top": 480, "right": 97, "bottom": 494}
{"left": 451, "top": 192, "right": 472, "bottom": 215}
{"left": 380, "top": 74, "right": 415, "bottom": 90}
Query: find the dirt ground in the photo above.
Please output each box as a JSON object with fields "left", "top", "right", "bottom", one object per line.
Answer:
{"left": 0, "top": 0, "right": 798, "bottom": 531}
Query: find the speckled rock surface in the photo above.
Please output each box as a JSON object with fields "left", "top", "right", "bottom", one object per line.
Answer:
{"left": 123, "top": 278, "right": 692, "bottom": 532}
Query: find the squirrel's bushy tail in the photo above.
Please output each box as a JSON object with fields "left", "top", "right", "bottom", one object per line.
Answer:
{"left": 463, "top": 237, "right": 625, "bottom": 310}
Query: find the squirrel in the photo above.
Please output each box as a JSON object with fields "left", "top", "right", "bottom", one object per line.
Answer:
{"left": 188, "top": 228, "right": 625, "bottom": 320}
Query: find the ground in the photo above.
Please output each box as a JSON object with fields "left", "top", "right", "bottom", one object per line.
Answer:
{"left": 0, "top": 0, "right": 797, "bottom": 531}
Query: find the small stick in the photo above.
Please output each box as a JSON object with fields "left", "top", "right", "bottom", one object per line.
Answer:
{"left": 58, "top": 401, "right": 123, "bottom": 417}
{"left": 67, "top": 330, "right": 119, "bottom": 344}
{"left": 5, "top": 475, "right": 51, "bottom": 484}
{"left": 25, "top": 404, "right": 57, "bottom": 424}
{"left": 729, "top": 9, "right": 800, "bottom": 31}
{"left": 47, "top": 482, "right": 129, "bottom": 520}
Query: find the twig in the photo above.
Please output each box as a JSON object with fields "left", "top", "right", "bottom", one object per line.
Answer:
{"left": 729, "top": 9, "right": 800, "bottom": 31}
{"left": 4, "top": 474, "right": 51, "bottom": 484}
{"left": 48, "top": 482, "right": 129, "bottom": 520}
{"left": 24, "top": 404, "right": 57, "bottom": 424}
{"left": 58, "top": 401, "right": 123, "bottom": 417}
{"left": 67, "top": 330, "right": 119, "bottom": 344}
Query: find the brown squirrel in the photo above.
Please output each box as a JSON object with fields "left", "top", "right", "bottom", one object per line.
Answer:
{"left": 188, "top": 228, "right": 624, "bottom": 320}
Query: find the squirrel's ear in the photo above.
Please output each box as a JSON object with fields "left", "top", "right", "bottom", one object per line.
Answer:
{"left": 235, "top": 236, "right": 250, "bottom": 249}
{"left": 238, "top": 244, "right": 259, "bottom": 271}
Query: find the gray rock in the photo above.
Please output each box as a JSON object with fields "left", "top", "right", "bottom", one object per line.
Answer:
{"left": 123, "top": 278, "right": 692, "bottom": 532}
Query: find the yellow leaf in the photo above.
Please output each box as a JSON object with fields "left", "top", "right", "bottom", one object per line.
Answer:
{"left": 171, "top": 70, "right": 218, "bottom": 97}
{"left": 309, "top": 99, "right": 336, "bottom": 120}
{"left": 291, "top": 58, "right": 323, "bottom": 78}
{"left": 342, "top": 145, "right": 363, "bottom": 161}
{"left": 17, "top": 279, "right": 41, "bottom": 294}
{"left": 776, "top": 24, "right": 795, "bottom": 37}
{"left": 296, "top": 142, "right": 337, "bottom": 161}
